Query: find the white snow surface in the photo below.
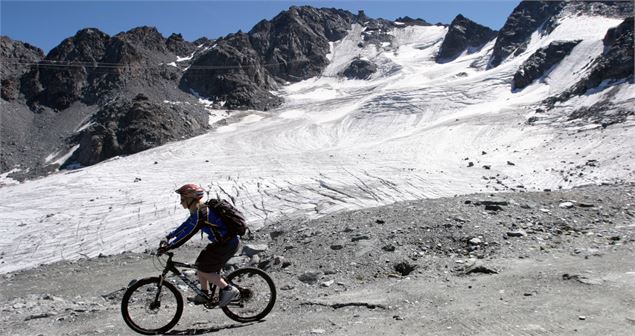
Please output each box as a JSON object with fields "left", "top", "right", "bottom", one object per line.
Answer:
{"left": 1, "top": 16, "right": 634, "bottom": 273}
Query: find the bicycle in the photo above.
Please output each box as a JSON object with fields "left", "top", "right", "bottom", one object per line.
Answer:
{"left": 120, "top": 251, "right": 277, "bottom": 335}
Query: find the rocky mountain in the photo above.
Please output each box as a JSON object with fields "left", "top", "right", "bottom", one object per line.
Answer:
{"left": 436, "top": 14, "right": 497, "bottom": 62}
{"left": 66, "top": 93, "right": 208, "bottom": 167}
{"left": 22, "top": 26, "right": 196, "bottom": 110}
{"left": 566, "top": 16, "right": 633, "bottom": 97}
{"left": 488, "top": 1, "right": 564, "bottom": 69}
{"left": 1, "top": 2, "right": 634, "bottom": 182}
{"left": 512, "top": 40, "right": 581, "bottom": 90}
{"left": 488, "top": 1, "right": 633, "bottom": 69}
{"left": 542, "top": 16, "right": 634, "bottom": 127}
{"left": 340, "top": 58, "right": 377, "bottom": 80}
{"left": 181, "top": 6, "right": 357, "bottom": 110}
{"left": 1, "top": 26, "right": 205, "bottom": 180}
{"left": 0, "top": 36, "right": 44, "bottom": 101}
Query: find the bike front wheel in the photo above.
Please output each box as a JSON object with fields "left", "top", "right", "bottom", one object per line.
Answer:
{"left": 121, "top": 277, "right": 183, "bottom": 335}
{"left": 222, "top": 267, "right": 277, "bottom": 322}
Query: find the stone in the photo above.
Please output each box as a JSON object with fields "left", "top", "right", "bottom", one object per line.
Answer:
{"left": 507, "top": 230, "right": 528, "bottom": 237}
{"left": 559, "top": 202, "right": 575, "bottom": 209}
{"left": 226, "top": 256, "right": 250, "bottom": 267}
{"left": 299, "top": 271, "right": 322, "bottom": 284}
{"left": 469, "top": 238, "right": 482, "bottom": 245}
{"left": 351, "top": 235, "right": 370, "bottom": 242}
{"left": 321, "top": 280, "right": 335, "bottom": 287}
{"left": 394, "top": 261, "right": 416, "bottom": 276}
{"left": 340, "top": 58, "right": 378, "bottom": 80}
{"left": 242, "top": 244, "right": 268, "bottom": 257}
{"left": 382, "top": 244, "right": 396, "bottom": 252}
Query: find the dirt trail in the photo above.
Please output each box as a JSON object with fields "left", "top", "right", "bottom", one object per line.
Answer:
{"left": 1, "top": 184, "right": 634, "bottom": 335}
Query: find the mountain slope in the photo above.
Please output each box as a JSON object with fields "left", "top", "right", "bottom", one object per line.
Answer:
{"left": 0, "top": 6, "right": 633, "bottom": 273}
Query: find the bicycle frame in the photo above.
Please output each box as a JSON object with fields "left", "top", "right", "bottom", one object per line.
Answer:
{"left": 156, "top": 252, "right": 219, "bottom": 306}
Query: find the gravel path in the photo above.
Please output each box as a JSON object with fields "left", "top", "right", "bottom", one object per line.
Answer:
{"left": 1, "top": 183, "right": 634, "bottom": 335}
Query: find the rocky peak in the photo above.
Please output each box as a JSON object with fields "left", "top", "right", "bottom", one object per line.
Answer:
{"left": 569, "top": 16, "right": 633, "bottom": 96}
{"left": 1, "top": 36, "right": 44, "bottom": 101}
{"left": 488, "top": 0, "right": 564, "bottom": 69}
{"left": 66, "top": 96, "right": 208, "bottom": 167}
{"left": 46, "top": 28, "right": 110, "bottom": 62}
{"left": 166, "top": 33, "right": 195, "bottom": 56}
{"left": 395, "top": 16, "right": 432, "bottom": 26}
{"left": 512, "top": 40, "right": 581, "bottom": 91}
{"left": 436, "top": 14, "right": 497, "bottom": 62}
{"left": 564, "top": 0, "right": 633, "bottom": 18}
{"left": 113, "top": 26, "right": 168, "bottom": 53}
{"left": 181, "top": 6, "right": 357, "bottom": 110}
{"left": 489, "top": 0, "right": 633, "bottom": 69}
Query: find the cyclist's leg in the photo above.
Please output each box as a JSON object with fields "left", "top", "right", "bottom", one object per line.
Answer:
{"left": 195, "top": 239, "right": 239, "bottom": 290}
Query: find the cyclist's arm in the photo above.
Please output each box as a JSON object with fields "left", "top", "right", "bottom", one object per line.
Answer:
{"left": 166, "top": 212, "right": 202, "bottom": 249}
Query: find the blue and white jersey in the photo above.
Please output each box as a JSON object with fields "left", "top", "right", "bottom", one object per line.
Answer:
{"left": 166, "top": 207, "right": 236, "bottom": 248}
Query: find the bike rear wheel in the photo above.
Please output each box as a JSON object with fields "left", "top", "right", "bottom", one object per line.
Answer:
{"left": 222, "top": 267, "right": 276, "bottom": 322}
{"left": 121, "top": 277, "right": 183, "bottom": 335}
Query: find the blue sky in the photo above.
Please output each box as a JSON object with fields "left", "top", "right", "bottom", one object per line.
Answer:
{"left": 1, "top": 0, "right": 520, "bottom": 54}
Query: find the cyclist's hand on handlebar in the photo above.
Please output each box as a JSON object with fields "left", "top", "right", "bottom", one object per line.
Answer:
{"left": 157, "top": 240, "right": 169, "bottom": 255}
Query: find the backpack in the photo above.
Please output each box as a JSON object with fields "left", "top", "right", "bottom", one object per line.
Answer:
{"left": 205, "top": 199, "right": 248, "bottom": 237}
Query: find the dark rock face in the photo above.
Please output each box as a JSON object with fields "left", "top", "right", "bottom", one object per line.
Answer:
{"left": 565, "top": 1, "right": 633, "bottom": 18}
{"left": 488, "top": 1, "right": 565, "bottom": 69}
{"left": 569, "top": 16, "right": 634, "bottom": 95}
{"left": 512, "top": 40, "right": 581, "bottom": 90}
{"left": 66, "top": 95, "right": 208, "bottom": 167}
{"left": 29, "top": 28, "right": 112, "bottom": 109}
{"left": 436, "top": 14, "right": 497, "bottom": 62}
{"left": 180, "top": 6, "right": 356, "bottom": 110}
{"left": 395, "top": 16, "right": 432, "bottom": 26}
{"left": 489, "top": 1, "right": 632, "bottom": 69}
{"left": 543, "top": 16, "right": 634, "bottom": 108}
{"left": 1, "top": 36, "right": 45, "bottom": 101}
{"left": 180, "top": 32, "right": 282, "bottom": 110}
{"left": 166, "top": 33, "right": 196, "bottom": 56}
{"left": 22, "top": 26, "right": 196, "bottom": 110}
{"left": 340, "top": 59, "right": 377, "bottom": 80}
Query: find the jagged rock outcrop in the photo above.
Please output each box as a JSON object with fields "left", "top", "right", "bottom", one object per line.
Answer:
{"left": 543, "top": 16, "right": 634, "bottom": 108}
{"left": 180, "top": 6, "right": 357, "bottom": 110}
{"left": 166, "top": 33, "right": 196, "bottom": 56}
{"left": 22, "top": 26, "right": 196, "bottom": 110}
{"left": 395, "top": 16, "right": 432, "bottom": 26}
{"left": 436, "top": 14, "right": 497, "bottom": 62}
{"left": 568, "top": 16, "right": 633, "bottom": 95}
{"left": 489, "top": 1, "right": 633, "bottom": 69}
{"left": 180, "top": 32, "right": 282, "bottom": 110}
{"left": 340, "top": 59, "right": 377, "bottom": 80}
{"left": 512, "top": 40, "right": 581, "bottom": 90}
{"left": 66, "top": 94, "right": 208, "bottom": 167}
{"left": 539, "top": 17, "right": 634, "bottom": 126}
{"left": 0, "top": 36, "right": 44, "bottom": 101}
{"left": 488, "top": 1, "right": 565, "bottom": 69}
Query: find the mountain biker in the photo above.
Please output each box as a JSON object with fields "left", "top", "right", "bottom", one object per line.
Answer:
{"left": 158, "top": 183, "right": 240, "bottom": 307}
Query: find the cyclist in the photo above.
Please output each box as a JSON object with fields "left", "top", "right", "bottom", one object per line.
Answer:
{"left": 158, "top": 183, "right": 240, "bottom": 307}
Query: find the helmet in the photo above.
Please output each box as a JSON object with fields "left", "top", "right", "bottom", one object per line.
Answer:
{"left": 175, "top": 183, "right": 205, "bottom": 200}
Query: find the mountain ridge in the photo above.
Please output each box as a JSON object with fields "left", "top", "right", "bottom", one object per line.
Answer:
{"left": 0, "top": 1, "right": 633, "bottom": 182}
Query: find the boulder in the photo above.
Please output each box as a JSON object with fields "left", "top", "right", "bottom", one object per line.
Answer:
{"left": 242, "top": 244, "right": 269, "bottom": 257}
{"left": 340, "top": 59, "right": 377, "bottom": 80}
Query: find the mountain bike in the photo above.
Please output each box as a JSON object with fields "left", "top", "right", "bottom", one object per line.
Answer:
{"left": 121, "top": 251, "right": 276, "bottom": 335}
